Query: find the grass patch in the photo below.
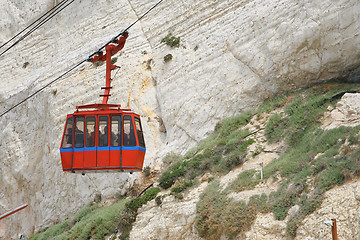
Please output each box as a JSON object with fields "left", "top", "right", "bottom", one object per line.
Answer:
{"left": 30, "top": 188, "right": 161, "bottom": 240}
{"left": 196, "top": 181, "right": 257, "bottom": 239}
{"left": 226, "top": 169, "right": 260, "bottom": 192}
{"left": 30, "top": 221, "right": 70, "bottom": 240}
{"left": 161, "top": 33, "right": 180, "bottom": 48}
{"left": 117, "top": 188, "right": 160, "bottom": 239}
{"left": 256, "top": 92, "right": 290, "bottom": 113}
{"left": 30, "top": 200, "right": 127, "bottom": 240}
{"left": 158, "top": 112, "right": 254, "bottom": 192}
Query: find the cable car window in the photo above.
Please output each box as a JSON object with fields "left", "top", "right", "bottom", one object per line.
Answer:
{"left": 99, "top": 116, "right": 109, "bottom": 147}
{"left": 74, "top": 117, "right": 85, "bottom": 148}
{"left": 86, "top": 117, "right": 96, "bottom": 147}
{"left": 111, "top": 115, "right": 122, "bottom": 146}
{"left": 123, "top": 115, "right": 136, "bottom": 146}
{"left": 62, "top": 117, "right": 73, "bottom": 148}
{"left": 134, "top": 117, "right": 145, "bottom": 148}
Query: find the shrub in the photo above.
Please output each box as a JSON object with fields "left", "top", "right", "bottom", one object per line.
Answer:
{"left": 196, "top": 181, "right": 257, "bottom": 239}
{"left": 125, "top": 188, "right": 160, "bottom": 213}
{"left": 164, "top": 54, "right": 173, "bottom": 62}
{"left": 248, "top": 194, "right": 271, "bottom": 214}
{"left": 170, "top": 180, "right": 194, "bottom": 199}
{"left": 118, "top": 188, "right": 160, "bottom": 239}
{"left": 30, "top": 199, "right": 128, "bottom": 240}
{"left": 30, "top": 221, "right": 70, "bottom": 240}
{"left": 161, "top": 33, "right": 180, "bottom": 48}
{"left": 265, "top": 113, "right": 284, "bottom": 143}
{"left": 143, "top": 166, "right": 151, "bottom": 177}
{"left": 215, "top": 112, "right": 253, "bottom": 136}
{"left": 227, "top": 169, "right": 260, "bottom": 192}
{"left": 159, "top": 161, "right": 186, "bottom": 189}
{"left": 256, "top": 93, "right": 289, "bottom": 113}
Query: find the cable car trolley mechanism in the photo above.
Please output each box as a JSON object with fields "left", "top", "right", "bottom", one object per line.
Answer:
{"left": 59, "top": 32, "right": 146, "bottom": 173}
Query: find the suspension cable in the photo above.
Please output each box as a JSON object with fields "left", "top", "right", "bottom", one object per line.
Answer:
{"left": 16, "top": 0, "right": 75, "bottom": 45}
{"left": 0, "top": 0, "right": 165, "bottom": 118}
{"left": 0, "top": 58, "right": 87, "bottom": 118}
{"left": 0, "top": 0, "right": 74, "bottom": 58}
{"left": 89, "top": 0, "right": 164, "bottom": 60}
{"left": 0, "top": 0, "right": 70, "bottom": 50}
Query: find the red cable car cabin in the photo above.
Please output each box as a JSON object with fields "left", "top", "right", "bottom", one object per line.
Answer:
{"left": 59, "top": 32, "right": 146, "bottom": 173}
{"left": 60, "top": 104, "right": 146, "bottom": 173}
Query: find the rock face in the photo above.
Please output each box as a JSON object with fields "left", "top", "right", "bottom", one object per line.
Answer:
{"left": 130, "top": 183, "right": 207, "bottom": 240}
{"left": 321, "top": 93, "right": 360, "bottom": 129}
{"left": 295, "top": 180, "right": 360, "bottom": 240}
{"left": 1, "top": 0, "right": 360, "bottom": 238}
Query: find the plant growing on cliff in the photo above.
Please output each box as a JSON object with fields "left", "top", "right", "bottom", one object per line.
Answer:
{"left": 158, "top": 111, "right": 254, "bottom": 194}
{"left": 30, "top": 188, "right": 161, "bottom": 240}
{"left": 30, "top": 200, "right": 127, "bottom": 240}
{"left": 161, "top": 33, "right": 180, "bottom": 48}
{"left": 194, "top": 82, "right": 360, "bottom": 238}
{"left": 196, "top": 181, "right": 267, "bottom": 239}
{"left": 117, "top": 188, "right": 160, "bottom": 239}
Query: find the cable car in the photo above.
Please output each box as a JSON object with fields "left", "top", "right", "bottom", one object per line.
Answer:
{"left": 59, "top": 32, "right": 146, "bottom": 173}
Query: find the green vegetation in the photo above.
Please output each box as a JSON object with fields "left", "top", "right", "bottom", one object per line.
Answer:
{"left": 30, "top": 200, "right": 127, "bottom": 240}
{"left": 195, "top": 83, "right": 360, "bottom": 238}
{"left": 196, "top": 181, "right": 270, "bottom": 239}
{"left": 118, "top": 188, "right": 160, "bottom": 239}
{"left": 158, "top": 112, "right": 255, "bottom": 197}
{"left": 143, "top": 166, "right": 151, "bottom": 177}
{"left": 226, "top": 169, "right": 260, "bottom": 192}
{"left": 30, "top": 188, "right": 160, "bottom": 240}
{"left": 161, "top": 33, "right": 180, "bottom": 48}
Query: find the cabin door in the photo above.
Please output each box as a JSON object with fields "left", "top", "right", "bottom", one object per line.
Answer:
{"left": 97, "top": 115, "right": 110, "bottom": 167}
{"left": 73, "top": 116, "right": 85, "bottom": 169}
{"left": 84, "top": 116, "right": 97, "bottom": 168}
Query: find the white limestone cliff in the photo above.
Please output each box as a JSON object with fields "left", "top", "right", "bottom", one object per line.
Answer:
{"left": 0, "top": 0, "right": 360, "bottom": 238}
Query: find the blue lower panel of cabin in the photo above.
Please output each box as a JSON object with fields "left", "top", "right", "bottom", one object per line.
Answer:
{"left": 60, "top": 147, "right": 146, "bottom": 172}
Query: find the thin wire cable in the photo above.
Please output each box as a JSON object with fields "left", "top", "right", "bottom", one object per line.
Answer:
{"left": 89, "top": 0, "right": 164, "bottom": 59}
{"left": 0, "top": 0, "right": 165, "bottom": 118}
{"left": 0, "top": 58, "right": 87, "bottom": 118}
{"left": 0, "top": 0, "right": 70, "bottom": 50}
{"left": 17, "top": 0, "right": 75, "bottom": 44}
{"left": 0, "top": 0, "right": 74, "bottom": 58}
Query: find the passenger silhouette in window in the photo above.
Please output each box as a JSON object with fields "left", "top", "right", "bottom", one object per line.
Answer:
{"left": 100, "top": 126, "right": 108, "bottom": 146}
{"left": 75, "top": 125, "right": 84, "bottom": 147}
{"left": 64, "top": 134, "right": 72, "bottom": 148}
{"left": 123, "top": 116, "right": 136, "bottom": 146}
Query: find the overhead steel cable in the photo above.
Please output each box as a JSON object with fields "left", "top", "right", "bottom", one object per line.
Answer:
{"left": 0, "top": 0, "right": 165, "bottom": 118}
{"left": 0, "top": 0, "right": 74, "bottom": 58}
{"left": 0, "top": 58, "right": 88, "bottom": 118}
{"left": 0, "top": 0, "right": 70, "bottom": 50}
{"left": 89, "top": 0, "right": 164, "bottom": 60}
{"left": 15, "top": 0, "right": 75, "bottom": 43}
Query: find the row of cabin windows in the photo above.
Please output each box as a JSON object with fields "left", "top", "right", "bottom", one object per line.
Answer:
{"left": 62, "top": 115, "right": 145, "bottom": 149}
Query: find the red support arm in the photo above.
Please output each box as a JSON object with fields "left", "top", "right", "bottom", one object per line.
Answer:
{"left": 91, "top": 32, "right": 128, "bottom": 104}
{"left": 91, "top": 32, "right": 128, "bottom": 62}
